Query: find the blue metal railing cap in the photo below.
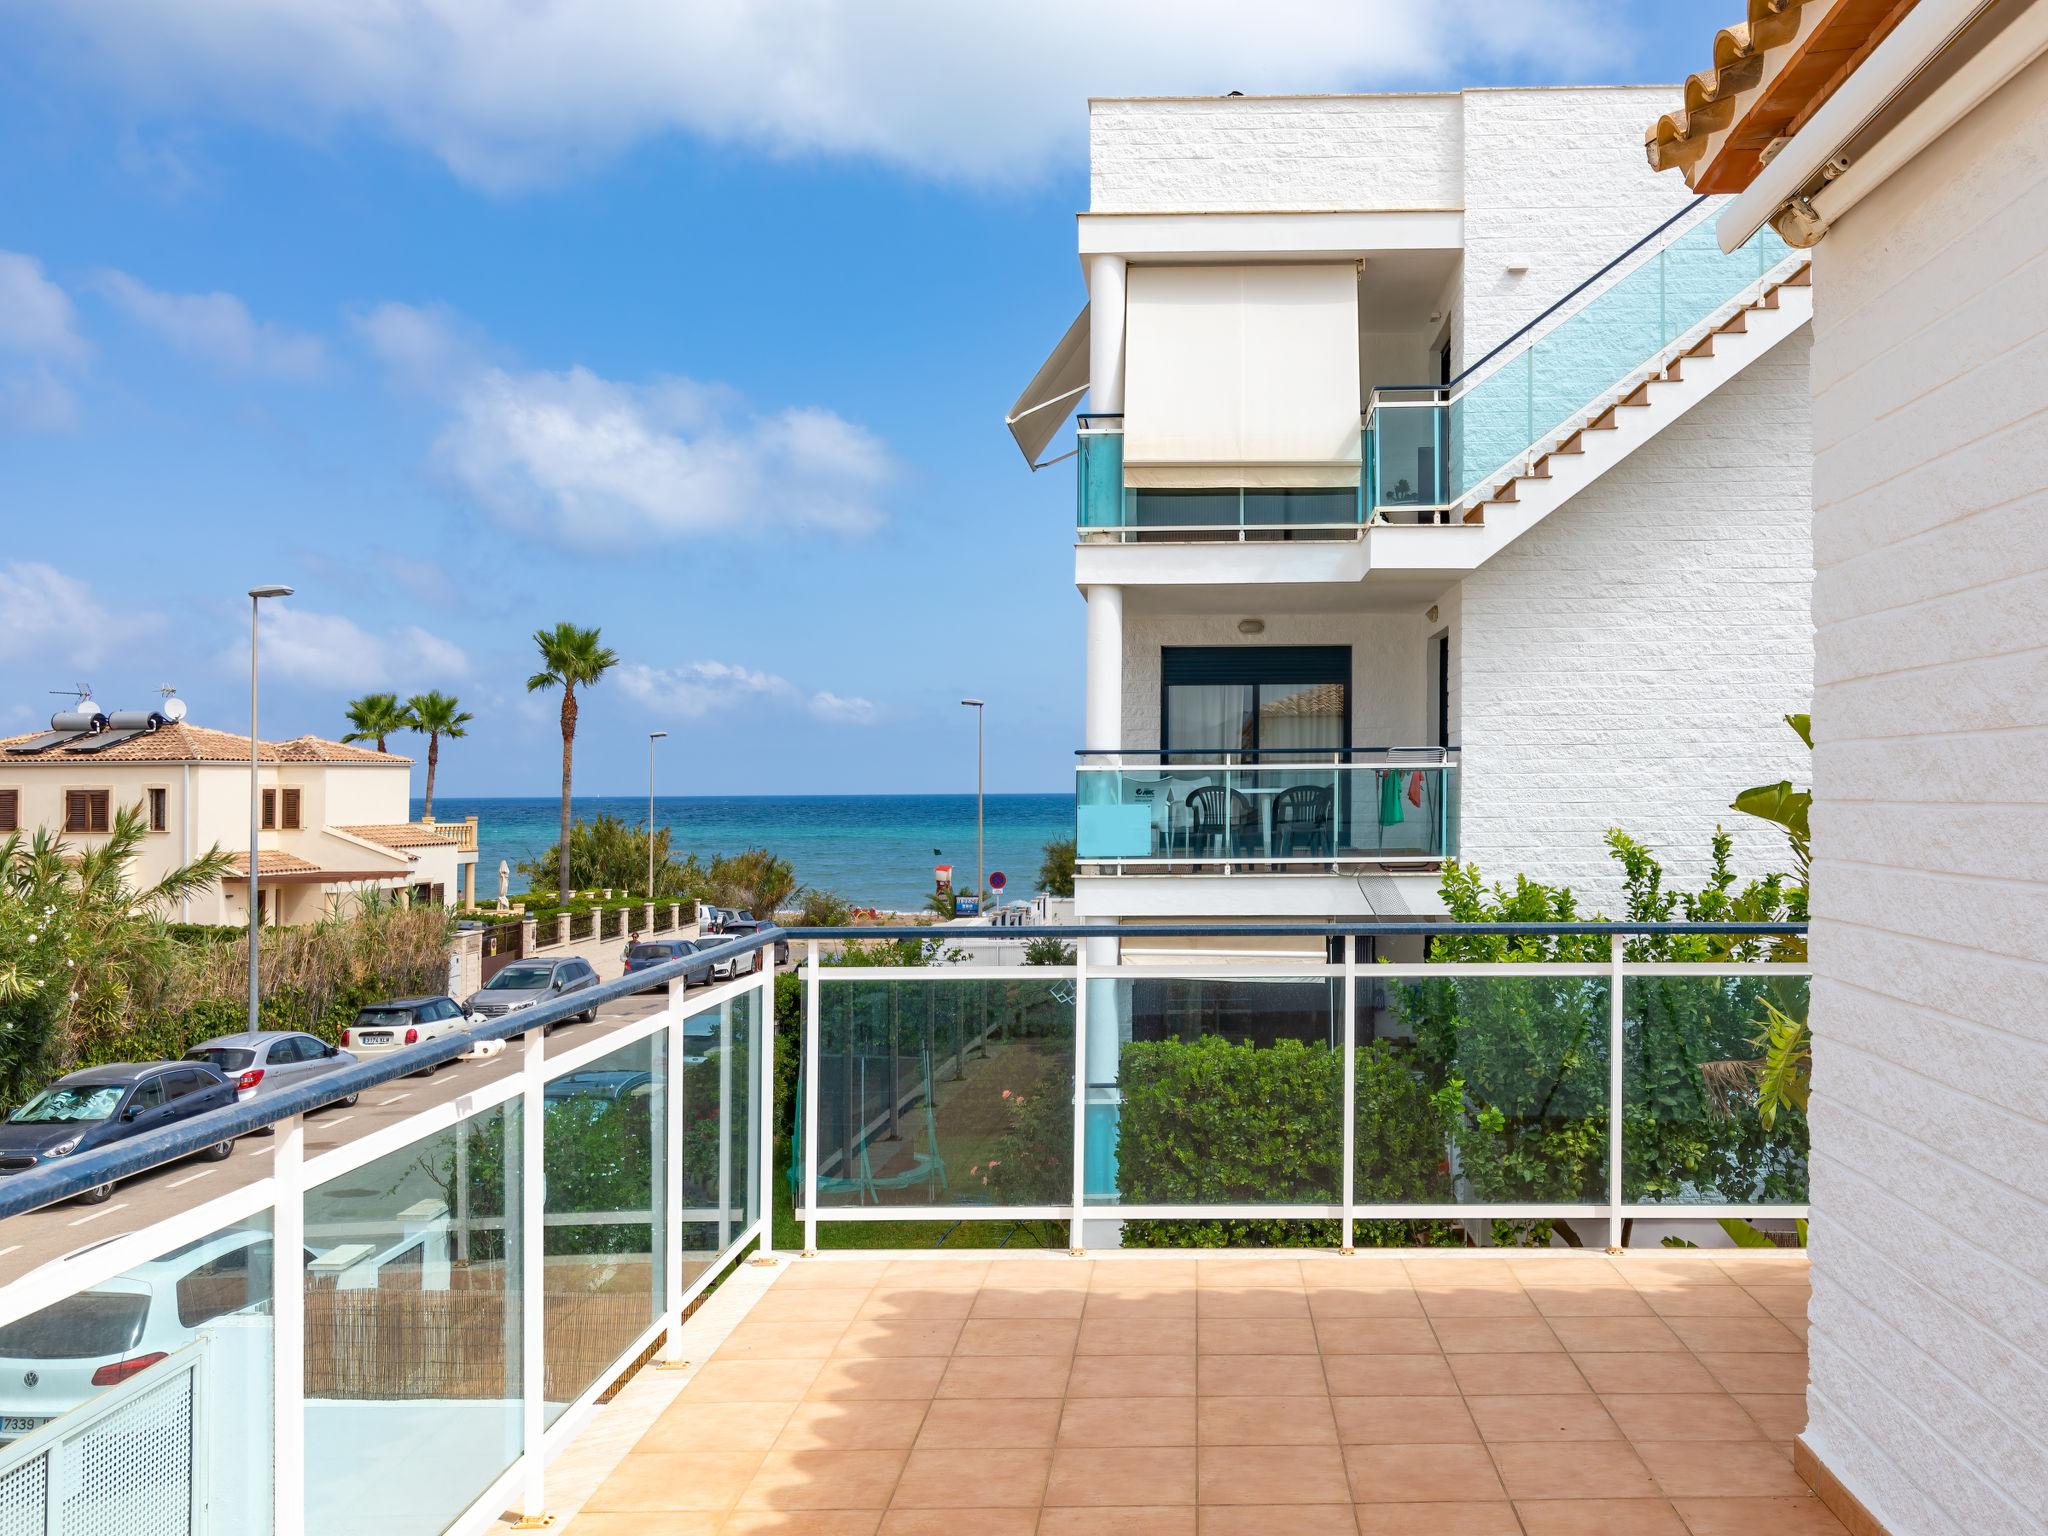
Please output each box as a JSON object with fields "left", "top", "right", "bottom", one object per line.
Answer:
{"left": 0, "top": 928, "right": 785, "bottom": 1222}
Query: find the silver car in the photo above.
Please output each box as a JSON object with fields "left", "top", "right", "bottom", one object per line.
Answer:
{"left": 465, "top": 958, "right": 601, "bottom": 1023}
{"left": 183, "top": 1031, "right": 361, "bottom": 1110}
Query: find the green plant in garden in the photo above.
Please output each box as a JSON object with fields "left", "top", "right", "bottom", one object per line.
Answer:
{"left": 704, "top": 848, "right": 800, "bottom": 921}
{"left": 1038, "top": 837, "right": 1076, "bottom": 899}
{"left": 405, "top": 690, "right": 473, "bottom": 820}
{"left": 1114, "top": 1036, "right": 1456, "bottom": 1249}
{"left": 0, "top": 808, "right": 234, "bottom": 1107}
{"left": 1728, "top": 712, "right": 1813, "bottom": 1127}
{"left": 797, "top": 890, "right": 852, "bottom": 928}
{"left": 1022, "top": 936, "right": 1074, "bottom": 966}
{"left": 527, "top": 621, "right": 620, "bottom": 905}
{"left": 340, "top": 692, "right": 415, "bottom": 753}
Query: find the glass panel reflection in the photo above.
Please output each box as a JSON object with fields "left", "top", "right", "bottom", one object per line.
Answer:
{"left": 303, "top": 1100, "right": 521, "bottom": 1536}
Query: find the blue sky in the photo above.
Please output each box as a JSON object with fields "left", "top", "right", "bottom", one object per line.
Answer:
{"left": 0, "top": 1, "right": 1730, "bottom": 797}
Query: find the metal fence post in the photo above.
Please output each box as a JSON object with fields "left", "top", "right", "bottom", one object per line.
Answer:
{"left": 718, "top": 998, "right": 734, "bottom": 1252}
{"left": 272, "top": 1114, "right": 305, "bottom": 1534}
{"left": 662, "top": 990, "right": 685, "bottom": 1334}
{"left": 804, "top": 941, "right": 821, "bottom": 1255}
{"left": 1608, "top": 933, "right": 1627, "bottom": 1253}
{"left": 1070, "top": 941, "right": 1089, "bottom": 1253}
{"left": 749, "top": 972, "right": 767, "bottom": 1242}
{"left": 516, "top": 1024, "right": 548, "bottom": 1526}
{"left": 1341, "top": 937, "right": 1358, "bottom": 1254}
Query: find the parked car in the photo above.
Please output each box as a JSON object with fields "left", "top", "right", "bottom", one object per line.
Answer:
{"left": 542, "top": 1068, "right": 655, "bottom": 1104}
{"left": 0, "top": 1063, "right": 239, "bottom": 1204}
{"left": 464, "top": 958, "right": 601, "bottom": 1022}
{"left": 339, "top": 996, "right": 472, "bottom": 1072}
{"left": 623, "top": 939, "right": 710, "bottom": 992}
{"left": 0, "top": 1226, "right": 278, "bottom": 1443}
{"left": 716, "top": 919, "right": 790, "bottom": 971}
{"left": 183, "top": 1031, "right": 360, "bottom": 1110}
{"left": 699, "top": 907, "right": 754, "bottom": 935}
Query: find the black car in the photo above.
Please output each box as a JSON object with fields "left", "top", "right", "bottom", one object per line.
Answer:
{"left": 716, "top": 919, "right": 790, "bottom": 970}
{"left": 623, "top": 939, "right": 710, "bottom": 992}
{"left": 0, "top": 1063, "right": 240, "bottom": 1204}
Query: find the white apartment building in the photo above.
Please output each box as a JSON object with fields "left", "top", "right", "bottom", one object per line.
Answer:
{"left": 1011, "top": 87, "right": 1818, "bottom": 930}
{"left": 0, "top": 701, "right": 479, "bottom": 923}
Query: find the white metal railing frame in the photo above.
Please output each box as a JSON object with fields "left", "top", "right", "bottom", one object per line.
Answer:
{"left": 792, "top": 928, "right": 1810, "bottom": 1256}
{"left": 1076, "top": 750, "right": 1457, "bottom": 875}
{"left": 0, "top": 1339, "right": 207, "bottom": 1533}
{"left": 1363, "top": 195, "right": 1807, "bottom": 519}
{"left": 0, "top": 965, "right": 777, "bottom": 1536}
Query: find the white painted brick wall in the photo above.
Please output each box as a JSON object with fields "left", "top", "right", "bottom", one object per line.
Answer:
{"left": 1455, "top": 90, "right": 1697, "bottom": 360}
{"left": 1803, "top": 48, "right": 2048, "bottom": 1536}
{"left": 1089, "top": 94, "right": 1462, "bottom": 213}
{"left": 1454, "top": 331, "right": 1815, "bottom": 912}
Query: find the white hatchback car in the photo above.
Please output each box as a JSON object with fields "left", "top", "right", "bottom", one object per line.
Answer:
{"left": 0, "top": 1228, "right": 271, "bottom": 1443}
{"left": 340, "top": 995, "right": 473, "bottom": 1072}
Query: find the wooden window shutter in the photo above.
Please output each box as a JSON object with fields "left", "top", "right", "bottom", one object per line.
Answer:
{"left": 148, "top": 787, "right": 169, "bottom": 832}
{"left": 282, "top": 787, "right": 303, "bottom": 830}
{"left": 90, "top": 791, "right": 109, "bottom": 832}
{"left": 0, "top": 789, "right": 17, "bottom": 832}
{"left": 262, "top": 788, "right": 277, "bottom": 830}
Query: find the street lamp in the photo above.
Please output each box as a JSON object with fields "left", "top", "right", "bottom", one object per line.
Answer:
{"left": 960, "top": 699, "right": 984, "bottom": 910}
{"left": 647, "top": 731, "right": 669, "bottom": 901}
{"left": 247, "top": 584, "right": 293, "bottom": 1030}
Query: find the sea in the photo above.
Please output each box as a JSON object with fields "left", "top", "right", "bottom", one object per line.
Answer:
{"left": 416, "top": 794, "right": 1076, "bottom": 911}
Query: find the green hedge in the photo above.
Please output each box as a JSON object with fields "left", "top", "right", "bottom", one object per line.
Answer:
{"left": 1116, "top": 1037, "right": 1461, "bottom": 1249}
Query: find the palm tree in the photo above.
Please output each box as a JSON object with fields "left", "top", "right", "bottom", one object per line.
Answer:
{"left": 526, "top": 623, "right": 619, "bottom": 903}
{"left": 405, "top": 691, "right": 474, "bottom": 820}
{"left": 340, "top": 692, "right": 415, "bottom": 753}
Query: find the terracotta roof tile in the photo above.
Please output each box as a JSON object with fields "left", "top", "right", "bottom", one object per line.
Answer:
{"left": 339, "top": 823, "right": 458, "bottom": 850}
{"left": 1645, "top": 0, "right": 1920, "bottom": 194}
{"left": 227, "top": 850, "right": 323, "bottom": 875}
{"left": 0, "top": 721, "right": 408, "bottom": 766}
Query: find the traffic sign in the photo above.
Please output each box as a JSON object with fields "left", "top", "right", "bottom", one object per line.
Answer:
{"left": 988, "top": 870, "right": 1007, "bottom": 891}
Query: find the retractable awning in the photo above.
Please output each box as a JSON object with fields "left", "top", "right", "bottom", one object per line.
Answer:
{"left": 1005, "top": 305, "right": 1089, "bottom": 468}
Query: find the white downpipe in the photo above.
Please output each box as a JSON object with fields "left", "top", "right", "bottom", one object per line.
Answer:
{"left": 1718, "top": 0, "right": 2011, "bottom": 250}
{"left": 1083, "top": 585, "right": 1124, "bottom": 756}
{"left": 271, "top": 1115, "right": 305, "bottom": 1534}
{"left": 1086, "top": 254, "right": 1126, "bottom": 414}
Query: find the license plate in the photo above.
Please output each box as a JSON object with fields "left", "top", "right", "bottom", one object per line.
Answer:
{"left": 359, "top": 1032, "right": 392, "bottom": 1045}
{"left": 2, "top": 1417, "right": 45, "bottom": 1436}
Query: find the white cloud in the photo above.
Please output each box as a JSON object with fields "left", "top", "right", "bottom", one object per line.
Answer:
{"left": 617, "top": 660, "right": 878, "bottom": 725}
{"left": 0, "top": 561, "right": 162, "bottom": 667}
{"left": 0, "top": 253, "right": 91, "bottom": 366}
{"left": 19, "top": 1, "right": 1627, "bottom": 188}
{"left": 94, "top": 269, "right": 324, "bottom": 379}
{"left": 0, "top": 252, "right": 92, "bottom": 433}
{"left": 237, "top": 605, "right": 471, "bottom": 691}
{"left": 357, "top": 303, "right": 891, "bottom": 548}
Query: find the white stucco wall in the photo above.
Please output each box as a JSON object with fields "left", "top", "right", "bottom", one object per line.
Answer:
{"left": 1802, "top": 49, "right": 2048, "bottom": 1536}
{"left": 1454, "top": 326, "right": 1815, "bottom": 912}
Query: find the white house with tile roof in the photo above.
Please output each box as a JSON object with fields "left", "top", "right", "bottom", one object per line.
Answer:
{"left": 0, "top": 707, "right": 478, "bottom": 923}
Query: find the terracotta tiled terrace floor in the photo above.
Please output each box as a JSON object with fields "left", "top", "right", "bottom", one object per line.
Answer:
{"left": 571, "top": 1250, "right": 1840, "bottom": 1536}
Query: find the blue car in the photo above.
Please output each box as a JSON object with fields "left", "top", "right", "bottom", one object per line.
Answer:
{"left": 0, "top": 1062, "right": 240, "bottom": 1205}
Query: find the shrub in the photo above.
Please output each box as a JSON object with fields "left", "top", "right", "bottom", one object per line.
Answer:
{"left": 1023, "top": 936, "right": 1074, "bottom": 966}
{"left": 796, "top": 890, "right": 852, "bottom": 928}
{"left": 1116, "top": 1036, "right": 1457, "bottom": 1249}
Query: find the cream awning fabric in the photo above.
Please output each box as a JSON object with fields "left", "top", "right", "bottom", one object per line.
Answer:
{"left": 1123, "top": 264, "right": 1360, "bottom": 473}
{"left": 1005, "top": 305, "right": 1090, "bottom": 468}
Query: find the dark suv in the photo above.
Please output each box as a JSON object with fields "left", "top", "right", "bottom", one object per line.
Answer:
{"left": 715, "top": 920, "right": 790, "bottom": 970}
{"left": 0, "top": 1063, "right": 239, "bottom": 1203}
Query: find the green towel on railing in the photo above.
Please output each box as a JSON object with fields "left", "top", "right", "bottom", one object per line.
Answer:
{"left": 1378, "top": 770, "right": 1404, "bottom": 827}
